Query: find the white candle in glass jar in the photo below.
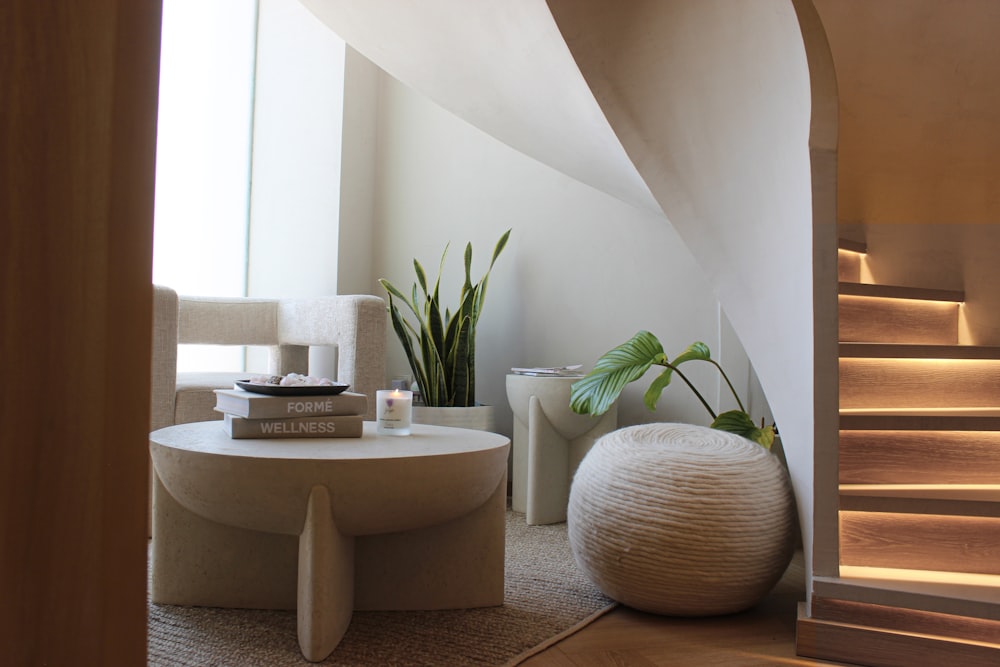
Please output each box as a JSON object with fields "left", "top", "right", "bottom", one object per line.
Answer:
{"left": 376, "top": 389, "right": 412, "bottom": 436}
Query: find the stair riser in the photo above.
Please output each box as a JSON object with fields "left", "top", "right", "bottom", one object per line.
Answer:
{"left": 839, "top": 295, "right": 959, "bottom": 344}
{"left": 841, "top": 511, "right": 1000, "bottom": 575}
{"left": 840, "top": 431, "right": 1000, "bottom": 484}
{"left": 810, "top": 596, "right": 1000, "bottom": 644}
{"left": 840, "top": 359, "right": 1000, "bottom": 409}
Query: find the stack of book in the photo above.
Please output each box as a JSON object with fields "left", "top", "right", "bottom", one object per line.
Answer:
{"left": 213, "top": 388, "right": 368, "bottom": 439}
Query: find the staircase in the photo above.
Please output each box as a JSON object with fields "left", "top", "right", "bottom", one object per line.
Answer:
{"left": 797, "top": 239, "right": 1000, "bottom": 666}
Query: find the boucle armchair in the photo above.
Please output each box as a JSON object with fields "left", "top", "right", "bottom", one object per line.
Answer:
{"left": 151, "top": 285, "right": 386, "bottom": 424}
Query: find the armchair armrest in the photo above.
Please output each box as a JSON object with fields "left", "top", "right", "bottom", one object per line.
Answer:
{"left": 278, "top": 295, "right": 386, "bottom": 419}
{"left": 151, "top": 285, "right": 179, "bottom": 431}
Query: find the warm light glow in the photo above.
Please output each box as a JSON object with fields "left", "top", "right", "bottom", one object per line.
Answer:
{"left": 841, "top": 357, "right": 1000, "bottom": 367}
{"left": 840, "top": 564, "right": 1000, "bottom": 590}
{"left": 376, "top": 389, "right": 413, "bottom": 436}
{"left": 839, "top": 293, "right": 964, "bottom": 307}
{"left": 840, "top": 484, "right": 1000, "bottom": 501}
{"left": 840, "top": 407, "right": 1000, "bottom": 415}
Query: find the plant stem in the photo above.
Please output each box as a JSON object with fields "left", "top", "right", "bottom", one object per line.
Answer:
{"left": 667, "top": 364, "right": 718, "bottom": 420}
{"left": 709, "top": 359, "right": 746, "bottom": 413}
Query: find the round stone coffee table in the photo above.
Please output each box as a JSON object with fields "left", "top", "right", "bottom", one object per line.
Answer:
{"left": 149, "top": 421, "right": 509, "bottom": 662}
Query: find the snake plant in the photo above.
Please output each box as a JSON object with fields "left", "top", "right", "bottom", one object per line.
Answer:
{"left": 379, "top": 229, "right": 511, "bottom": 407}
{"left": 569, "top": 331, "right": 775, "bottom": 448}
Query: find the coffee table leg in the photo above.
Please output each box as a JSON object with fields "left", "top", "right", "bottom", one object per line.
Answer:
{"left": 297, "top": 485, "right": 355, "bottom": 662}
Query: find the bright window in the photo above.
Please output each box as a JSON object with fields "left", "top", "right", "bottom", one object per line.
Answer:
{"left": 153, "top": 0, "right": 259, "bottom": 371}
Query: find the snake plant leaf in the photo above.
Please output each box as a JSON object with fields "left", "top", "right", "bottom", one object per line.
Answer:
{"left": 473, "top": 229, "right": 509, "bottom": 318}
{"left": 426, "top": 293, "right": 445, "bottom": 360}
{"left": 444, "top": 289, "right": 475, "bottom": 361}
{"left": 450, "top": 315, "right": 473, "bottom": 406}
{"left": 417, "top": 324, "right": 440, "bottom": 405}
{"left": 490, "top": 228, "right": 511, "bottom": 268}
{"left": 464, "top": 241, "right": 474, "bottom": 286}
{"left": 570, "top": 331, "right": 666, "bottom": 416}
{"left": 379, "top": 229, "right": 509, "bottom": 407}
{"left": 710, "top": 409, "right": 775, "bottom": 449}
{"left": 414, "top": 258, "right": 429, "bottom": 297}
{"left": 429, "top": 242, "right": 448, "bottom": 311}
{"left": 377, "top": 278, "right": 407, "bottom": 304}
{"left": 378, "top": 278, "right": 418, "bottom": 319}
{"left": 386, "top": 299, "right": 428, "bottom": 392}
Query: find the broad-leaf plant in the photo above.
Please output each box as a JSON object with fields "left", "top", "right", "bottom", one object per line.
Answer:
{"left": 569, "top": 331, "right": 775, "bottom": 448}
{"left": 379, "top": 229, "right": 511, "bottom": 408}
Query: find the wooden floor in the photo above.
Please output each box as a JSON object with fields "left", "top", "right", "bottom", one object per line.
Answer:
{"left": 519, "top": 552, "right": 851, "bottom": 667}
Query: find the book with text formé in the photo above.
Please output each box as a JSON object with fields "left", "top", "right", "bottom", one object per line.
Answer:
{"left": 214, "top": 388, "right": 368, "bottom": 419}
{"left": 222, "top": 412, "right": 364, "bottom": 439}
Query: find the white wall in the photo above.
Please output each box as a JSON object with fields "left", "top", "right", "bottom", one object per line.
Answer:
{"left": 248, "top": 0, "right": 347, "bottom": 298}
{"left": 368, "top": 73, "right": 764, "bottom": 438}
{"left": 336, "top": 47, "right": 380, "bottom": 296}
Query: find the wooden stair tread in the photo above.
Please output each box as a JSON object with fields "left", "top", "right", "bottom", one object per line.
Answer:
{"left": 816, "top": 572, "right": 1000, "bottom": 613}
{"left": 840, "top": 343, "right": 1000, "bottom": 359}
{"left": 839, "top": 281, "right": 965, "bottom": 302}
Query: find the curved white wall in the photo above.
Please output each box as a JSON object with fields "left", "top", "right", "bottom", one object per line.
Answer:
{"left": 548, "top": 0, "right": 817, "bottom": 565}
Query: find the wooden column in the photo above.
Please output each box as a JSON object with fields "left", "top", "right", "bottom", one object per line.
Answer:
{"left": 0, "top": 2, "right": 162, "bottom": 664}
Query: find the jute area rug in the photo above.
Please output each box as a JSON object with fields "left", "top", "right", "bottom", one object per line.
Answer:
{"left": 148, "top": 510, "right": 615, "bottom": 666}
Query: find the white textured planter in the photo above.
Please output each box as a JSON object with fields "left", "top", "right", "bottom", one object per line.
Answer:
{"left": 412, "top": 405, "right": 496, "bottom": 432}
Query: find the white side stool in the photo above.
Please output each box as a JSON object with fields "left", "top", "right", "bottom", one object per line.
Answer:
{"left": 506, "top": 373, "right": 618, "bottom": 525}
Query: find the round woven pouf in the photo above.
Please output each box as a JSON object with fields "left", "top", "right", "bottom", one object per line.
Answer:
{"left": 567, "top": 422, "right": 795, "bottom": 616}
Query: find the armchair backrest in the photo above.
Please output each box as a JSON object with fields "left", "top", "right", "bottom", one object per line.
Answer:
{"left": 276, "top": 296, "right": 387, "bottom": 415}
{"left": 151, "top": 285, "right": 386, "bottom": 424}
{"left": 177, "top": 296, "right": 280, "bottom": 346}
